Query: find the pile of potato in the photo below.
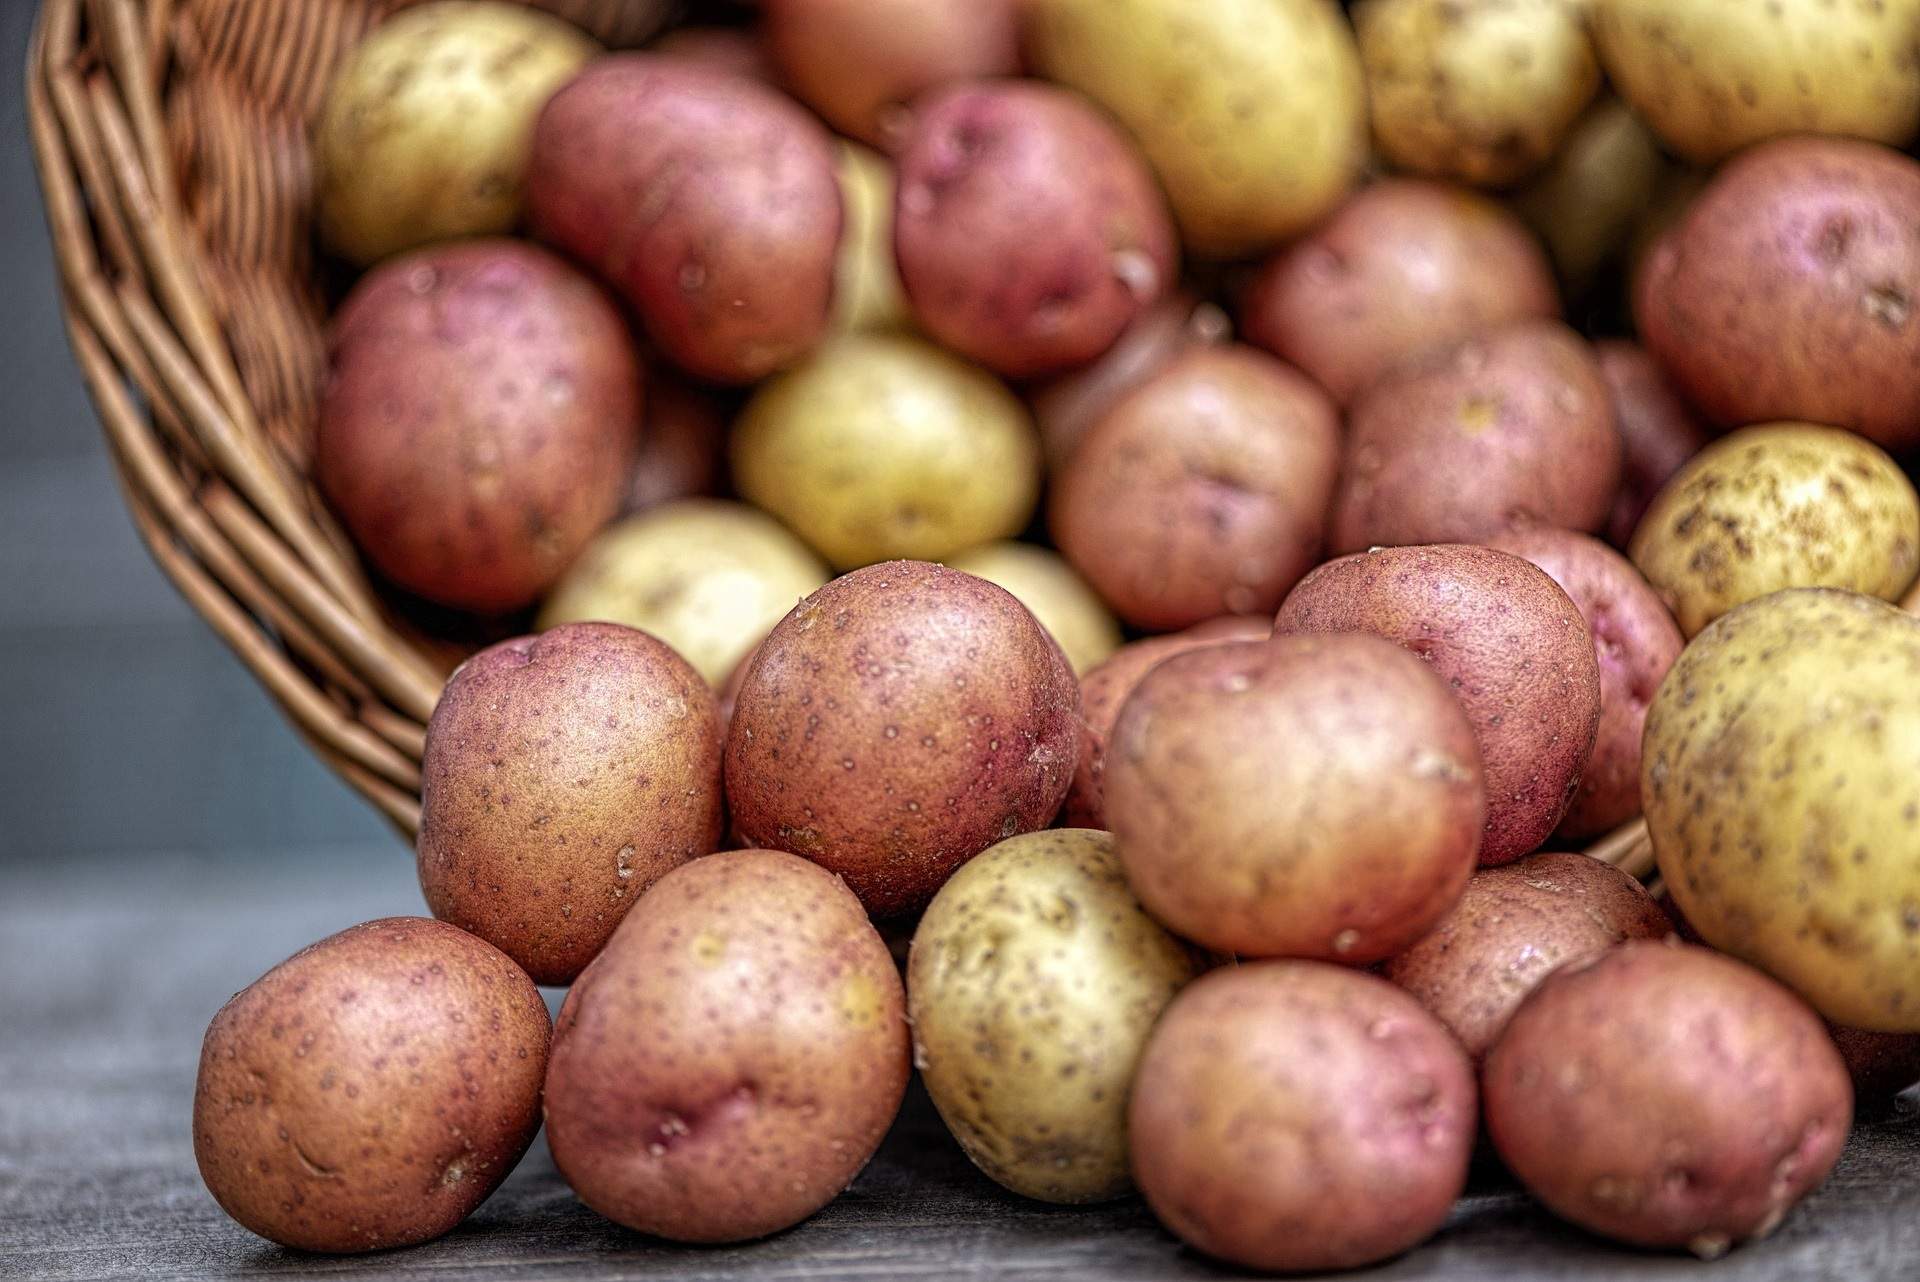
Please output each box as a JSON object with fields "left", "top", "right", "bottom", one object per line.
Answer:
{"left": 191, "top": 0, "right": 1920, "bottom": 1270}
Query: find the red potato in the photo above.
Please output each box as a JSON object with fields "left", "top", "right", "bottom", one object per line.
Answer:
{"left": 1596, "top": 339, "right": 1711, "bottom": 549}
{"left": 622, "top": 369, "right": 726, "bottom": 515}
{"left": 1828, "top": 1025, "right": 1920, "bottom": 1107}
{"left": 647, "top": 25, "right": 778, "bottom": 83}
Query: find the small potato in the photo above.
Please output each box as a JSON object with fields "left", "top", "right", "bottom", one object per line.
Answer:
{"left": 647, "top": 24, "right": 777, "bottom": 82}
{"left": 1051, "top": 346, "right": 1340, "bottom": 631}
{"left": 831, "top": 143, "right": 912, "bottom": 335}
{"left": 1129, "top": 962, "right": 1475, "bottom": 1273}
{"left": 1512, "top": 97, "right": 1669, "bottom": 292}
{"left": 621, "top": 369, "right": 725, "bottom": 516}
{"left": 417, "top": 622, "right": 724, "bottom": 984}
{"left": 1242, "top": 179, "right": 1560, "bottom": 405}
{"left": 732, "top": 334, "right": 1040, "bottom": 570}
{"left": 1829, "top": 1025, "right": 1920, "bottom": 1107}
{"left": 945, "top": 542, "right": 1121, "bottom": 675}
{"left": 545, "top": 850, "right": 910, "bottom": 1242}
{"left": 538, "top": 500, "right": 828, "bottom": 687}
{"left": 1594, "top": 340, "right": 1710, "bottom": 549}
{"left": 908, "top": 829, "right": 1200, "bottom": 1203}
{"left": 1629, "top": 424, "right": 1920, "bottom": 638}
{"left": 1356, "top": 0, "right": 1601, "bottom": 188}
{"left": 193, "top": 918, "right": 549, "bottom": 1253}
{"left": 1485, "top": 940, "right": 1852, "bottom": 1257}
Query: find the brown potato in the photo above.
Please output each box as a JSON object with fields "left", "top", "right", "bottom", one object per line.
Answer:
{"left": 647, "top": 24, "right": 778, "bottom": 82}
{"left": 1484, "top": 940, "right": 1852, "bottom": 1257}
{"left": 622, "top": 369, "right": 726, "bottom": 516}
{"left": 1828, "top": 1025, "right": 1920, "bottom": 1107}
{"left": 545, "top": 850, "right": 910, "bottom": 1242}
{"left": 528, "top": 55, "right": 841, "bottom": 383}
{"left": 1051, "top": 346, "right": 1340, "bottom": 631}
{"left": 1129, "top": 961, "right": 1476, "bottom": 1273}
{"left": 725, "top": 561, "right": 1080, "bottom": 917}
{"left": 193, "top": 918, "right": 549, "bottom": 1253}
{"left": 1274, "top": 544, "right": 1601, "bottom": 865}
{"left": 1595, "top": 340, "right": 1710, "bottom": 549}
{"left": 1242, "top": 179, "right": 1560, "bottom": 405}
{"left": 317, "top": 239, "right": 641, "bottom": 613}
{"left": 417, "top": 622, "right": 724, "bottom": 985}
{"left": 1330, "top": 321, "right": 1621, "bottom": 554}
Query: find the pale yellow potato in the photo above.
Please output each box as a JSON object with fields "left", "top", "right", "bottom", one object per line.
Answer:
{"left": 1646, "top": 589, "right": 1920, "bottom": 1031}
{"left": 831, "top": 143, "right": 912, "bottom": 334}
{"left": 1024, "top": 0, "right": 1365, "bottom": 257}
{"left": 1629, "top": 424, "right": 1920, "bottom": 638}
{"left": 1593, "top": 0, "right": 1920, "bottom": 164}
{"left": 731, "top": 334, "right": 1041, "bottom": 569}
{"left": 537, "top": 500, "right": 827, "bottom": 686}
{"left": 1356, "top": 0, "right": 1600, "bottom": 189}
{"left": 317, "top": 3, "right": 597, "bottom": 265}
{"left": 907, "top": 829, "right": 1200, "bottom": 1203}
{"left": 1511, "top": 97, "right": 1667, "bottom": 291}
{"left": 945, "top": 542, "right": 1121, "bottom": 674}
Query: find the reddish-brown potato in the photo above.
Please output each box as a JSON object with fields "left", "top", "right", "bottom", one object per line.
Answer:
{"left": 1330, "top": 322, "right": 1622, "bottom": 554}
{"left": 1274, "top": 544, "right": 1601, "bottom": 865}
{"left": 1129, "top": 962, "right": 1475, "bottom": 1273}
{"left": 647, "top": 25, "right": 778, "bottom": 83}
{"left": 317, "top": 239, "right": 640, "bottom": 613}
{"left": 528, "top": 55, "right": 841, "bottom": 383}
{"left": 1242, "top": 179, "right": 1560, "bottom": 405}
{"left": 623, "top": 369, "right": 726, "bottom": 515}
{"left": 194, "top": 918, "right": 550, "bottom": 1253}
{"left": 545, "top": 850, "right": 910, "bottom": 1242}
{"left": 1595, "top": 340, "right": 1711, "bottom": 549}
{"left": 725, "top": 561, "right": 1080, "bottom": 917}
{"left": 1051, "top": 346, "right": 1340, "bottom": 631}
{"left": 1635, "top": 136, "right": 1920, "bottom": 451}
{"left": 1485, "top": 941, "right": 1852, "bottom": 1257}
{"left": 417, "top": 622, "right": 724, "bottom": 985}
{"left": 1828, "top": 1025, "right": 1920, "bottom": 1107}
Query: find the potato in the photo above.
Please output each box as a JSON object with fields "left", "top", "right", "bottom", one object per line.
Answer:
{"left": 1484, "top": 940, "right": 1852, "bottom": 1257}
{"left": 317, "top": 239, "right": 641, "bottom": 613}
{"left": 1275, "top": 544, "right": 1601, "bottom": 865}
{"left": 1828, "top": 1025, "right": 1920, "bottom": 1107}
{"left": 528, "top": 55, "right": 840, "bottom": 383}
{"left": 648, "top": 24, "right": 777, "bottom": 82}
{"left": 725, "top": 561, "right": 1080, "bottom": 916}
{"left": 315, "top": 3, "right": 596, "bottom": 266}
{"left": 1511, "top": 97, "right": 1668, "bottom": 292}
{"left": 1129, "top": 961, "right": 1475, "bottom": 1272}
{"left": 417, "top": 622, "right": 724, "bottom": 984}
{"left": 1592, "top": 0, "right": 1920, "bottom": 164}
{"left": 1485, "top": 526, "right": 1683, "bottom": 840}
{"left": 1355, "top": 0, "right": 1600, "bottom": 189}
{"left": 945, "top": 542, "right": 1121, "bottom": 675}
{"left": 545, "top": 850, "right": 909, "bottom": 1242}
{"left": 1242, "top": 179, "right": 1560, "bottom": 406}
{"left": 193, "top": 918, "right": 549, "bottom": 1253}
{"left": 731, "top": 334, "right": 1040, "bottom": 570}
{"left": 1628, "top": 424, "right": 1920, "bottom": 639}
{"left": 538, "top": 500, "right": 828, "bottom": 687}
{"left": 893, "top": 81, "right": 1178, "bottom": 379}
{"left": 1329, "top": 322, "right": 1621, "bottom": 555}
{"left": 907, "top": 829, "right": 1200, "bottom": 1203}
{"left": 621, "top": 369, "right": 725, "bottom": 516}
{"left": 1634, "top": 137, "right": 1920, "bottom": 451}
{"left": 1594, "top": 340, "right": 1710, "bottom": 549}
{"left": 1645, "top": 589, "right": 1920, "bottom": 1031}
{"left": 831, "top": 143, "right": 912, "bottom": 335}
{"left": 1050, "top": 346, "right": 1340, "bottom": 631}
{"left": 1024, "top": 0, "right": 1366, "bottom": 257}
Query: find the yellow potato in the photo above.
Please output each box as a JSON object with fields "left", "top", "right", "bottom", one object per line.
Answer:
{"left": 945, "top": 542, "right": 1121, "bottom": 674}
{"left": 1024, "top": 0, "right": 1365, "bottom": 257}
{"left": 537, "top": 500, "right": 827, "bottom": 686}
{"left": 1629, "top": 424, "right": 1920, "bottom": 638}
{"left": 1646, "top": 589, "right": 1920, "bottom": 1031}
{"left": 831, "top": 142, "right": 912, "bottom": 335}
{"left": 1511, "top": 97, "right": 1667, "bottom": 291}
{"left": 731, "top": 334, "right": 1041, "bottom": 569}
{"left": 317, "top": 3, "right": 597, "bottom": 265}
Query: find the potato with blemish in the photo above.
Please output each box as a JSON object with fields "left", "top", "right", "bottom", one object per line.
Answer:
{"left": 908, "top": 829, "right": 1200, "bottom": 1203}
{"left": 831, "top": 143, "right": 912, "bottom": 335}
{"left": 945, "top": 542, "right": 1121, "bottom": 675}
{"left": 194, "top": 918, "right": 550, "bottom": 1253}
{"left": 1594, "top": 340, "right": 1710, "bottom": 549}
{"left": 1512, "top": 98, "right": 1668, "bottom": 293}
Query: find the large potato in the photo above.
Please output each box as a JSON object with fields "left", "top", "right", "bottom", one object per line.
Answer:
{"left": 1646, "top": 589, "right": 1920, "bottom": 1031}
{"left": 1024, "top": 0, "right": 1366, "bottom": 257}
{"left": 1594, "top": 340, "right": 1709, "bottom": 549}
{"left": 1512, "top": 97, "right": 1668, "bottom": 292}
{"left": 908, "top": 829, "right": 1200, "bottom": 1204}
{"left": 945, "top": 542, "right": 1121, "bottom": 675}
{"left": 831, "top": 143, "right": 912, "bottom": 335}
{"left": 1629, "top": 424, "right": 1920, "bottom": 639}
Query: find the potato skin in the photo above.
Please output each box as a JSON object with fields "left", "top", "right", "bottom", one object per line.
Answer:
{"left": 1594, "top": 340, "right": 1709, "bottom": 549}
{"left": 622, "top": 370, "right": 725, "bottom": 516}
{"left": 1828, "top": 1025, "right": 1920, "bottom": 1107}
{"left": 945, "top": 542, "right": 1121, "bottom": 675}
{"left": 648, "top": 25, "right": 778, "bottom": 82}
{"left": 893, "top": 81, "right": 1177, "bottom": 379}
{"left": 1275, "top": 545, "right": 1601, "bottom": 865}
{"left": 725, "top": 561, "right": 1081, "bottom": 917}
{"left": 831, "top": 143, "right": 912, "bottom": 335}
{"left": 1629, "top": 424, "right": 1920, "bottom": 639}
{"left": 1330, "top": 321, "right": 1621, "bottom": 555}
{"left": 1242, "top": 179, "right": 1560, "bottom": 405}
{"left": 1484, "top": 940, "right": 1852, "bottom": 1256}
{"left": 527, "top": 55, "right": 841, "bottom": 383}
{"left": 317, "top": 239, "right": 640, "bottom": 613}
{"left": 1051, "top": 346, "right": 1340, "bottom": 631}
{"left": 1512, "top": 98, "right": 1668, "bottom": 294}
{"left": 417, "top": 622, "right": 724, "bottom": 984}
{"left": 193, "top": 918, "right": 550, "bottom": 1253}
{"left": 908, "top": 829, "right": 1200, "bottom": 1203}
{"left": 545, "top": 850, "right": 910, "bottom": 1242}
{"left": 1129, "top": 962, "right": 1475, "bottom": 1273}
